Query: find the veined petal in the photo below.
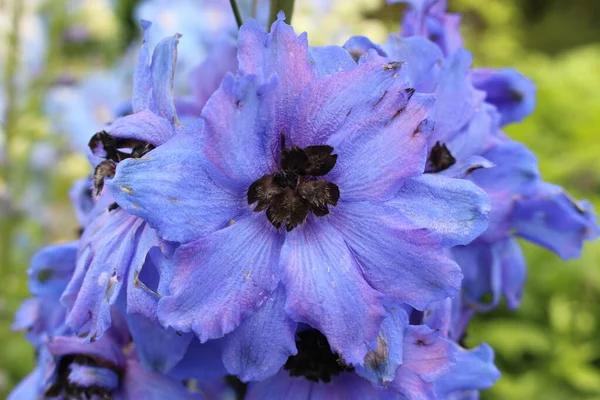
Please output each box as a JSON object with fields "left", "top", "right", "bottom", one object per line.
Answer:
{"left": 201, "top": 73, "right": 277, "bottom": 190}
{"left": 330, "top": 201, "right": 462, "bottom": 310}
{"left": 222, "top": 286, "right": 297, "bottom": 381}
{"left": 150, "top": 33, "right": 181, "bottom": 124}
{"left": 280, "top": 219, "right": 385, "bottom": 365}
{"left": 108, "top": 128, "right": 245, "bottom": 244}
{"left": 158, "top": 214, "right": 283, "bottom": 342}
{"left": 387, "top": 174, "right": 490, "bottom": 247}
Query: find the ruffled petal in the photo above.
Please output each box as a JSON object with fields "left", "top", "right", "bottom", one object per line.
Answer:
{"left": 280, "top": 219, "right": 385, "bottom": 364}
{"left": 201, "top": 73, "right": 277, "bottom": 190}
{"left": 106, "top": 109, "right": 175, "bottom": 147}
{"left": 309, "top": 46, "right": 358, "bottom": 77}
{"left": 222, "top": 286, "right": 297, "bottom": 381}
{"left": 355, "top": 306, "right": 410, "bottom": 385}
{"left": 28, "top": 241, "right": 77, "bottom": 299}
{"left": 238, "top": 17, "right": 315, "bottom": 146}
{"left": 121, "top": 359, "right": 201, "bottom": 400}
{"left": 330, "top": 201, "right": 462, "bottom": 310}
{"left": 158, "top": 215, "right": 284, "bottom": 342}
{"left": 388, "top": 174, "right": 489, "bottom": 247}
{"left": 389, "top": 325, "right": 457, "bottom": 399}
{"left": 108, "top": 128, "right": 245, "bottom": 243}
{"left": 511, "top": 182, "right": 600, "bottom": 259}
{"left": 435, "top": 343, "right": 500, "bottom": 398}
{"left": 471, "top": 67, "right": 536, "bottom": 126}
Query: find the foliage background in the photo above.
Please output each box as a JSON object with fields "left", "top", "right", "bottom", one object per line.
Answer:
{"left": 1, "top": 0, "right": 599, "bottom": 398}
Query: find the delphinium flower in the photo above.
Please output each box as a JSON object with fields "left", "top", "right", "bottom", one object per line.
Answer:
{"left": 352, "top": 0, "right": 600, "bottom": 316}
{"left": 108, "top": 14, "right": 490, "bottom": 396}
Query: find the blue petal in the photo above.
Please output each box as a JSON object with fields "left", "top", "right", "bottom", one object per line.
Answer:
{"left": 389, "top": 325, "right": 457, "bottom": 398}
{"left": 132, "top": 20, "right": 152, "bottom": 113}
{"left": 107, "top": 109, "right": 175, "bottom": 146}
{"left": 436, "top": 156, "right": 494, "bottom": 179}
{"left": 445, "top": 102, "right": 499, "bottom": 162}
{"left": 109, "top": 128, "right": 245, "bottom": 244}
{"left": 330, "top": 201, "right": 463, "bottom": 310}
{"left": 381, "top": 34, "right": 442, "bottom": 90}
{"left": 309, "top": 46, "right": 358, "bottom": 77}
{"left": 121, "top": 359, "right": 201, "bottom": 400}
{"left": 47, "top": 335, "right": 126, "bottom": 368}
{"left": 280, "top": 219, "right": 385, "bottom": 365}
{"left": 68, "top": 364, "right": 119, "bottom": 391}
{"left": 28, "top": 241, "right": 78, "bottom": 299}
{"left": 222, "top": 286, "right": 297, "bottom": 381}
{"left": 62, "top": 211, "right": 159, "bottom": 341}
{"left": 238, "top": 17, "right": 315, "bottom": 144}
{"left": 511, "top": 182, "right": 600, "bottom": 259}
{"left": 343, "top": 35, "right": 387, "bottom": 62}
{"left": 7, "top": 368, "right": 42, "bottom": 400}
{"left": 387, "top": 174, "right": 490, "bottom": 247}
{"left": 471, "top": 67, "right": 536, "bottom": 126}
{"left": 355, "top": 306, "right": 410, "bottom": 385}
{"left": 158, "top": 214, "right": 283, "bottom": 342}
{"left": 169, "top": 338, "right": 228, "bottom": 383}
{"left": 435, "top": 343, "right": 500, "bottom": 398}
{"left": 149, "top": 33, "right": 181, "bottom": 124}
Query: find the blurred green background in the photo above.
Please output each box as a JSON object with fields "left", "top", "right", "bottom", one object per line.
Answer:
{"left": 1, "top": 0, "right": 599, "bottom": 398}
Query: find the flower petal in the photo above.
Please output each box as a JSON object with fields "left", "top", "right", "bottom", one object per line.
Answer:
{"left": 121, "top": 359, "right": 200, "bottom": 400}
{"left": 158, "top": 215, "right": 283, "bottom": 342}
{"left": 28, "top": 242, "right": 78, "bottom": 300}
{"left": 47, "top": 335, "right": 126, "bottom": 368}
{"left": 471, "top": 67, "right": 536, "bottom": 126}
{"left": 150, "top": 33, "right": 181, "bottom": 124}
{"left": 222, "top": 286, "right": 297, "bottom": 381}
{"left": 238, "top": 17, "right": 315, "bottom": 145}
{"left": 330, "top": 201, "right": 462, "bottom": 310}
{"left": 201, "top": 73, "right": 277, "bottom": 190}
{"left": 108, "top": 128, "right": 244, "bottom": 243}
{"left": 107, "top": 109, "right": 174, "bottom": 147}
{"left": 132, "top": 20, "right": 152, "bottom": 113}
{"left": 387, "top": 174, "right": 490, "bottom": 247}
{"left": 511, "top": 182, "right": 600, "bottom": 259}
{"left": 309, "top": 46, "right": 358, "bottom": 77}
{"left": 280, "top": 219, "right": 385, "bottom": 364}
{"left": 435, "top": 343, "right": 500, "bottom": 398}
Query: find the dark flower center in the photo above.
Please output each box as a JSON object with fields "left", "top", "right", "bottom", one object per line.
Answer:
{"left": 88, "top": 131, "right": 154, "bottom": 209}
{"left": 45, "top": 354, "right": 121, "bottom": 400}
{"left": 284, "top": 329, "right": 354, "bottom": 383}
{"left": 247, "top": 134, "right": 340, "bottom": 231}
{"left": 428, "top": 141, "right": 456, "bottom": 172}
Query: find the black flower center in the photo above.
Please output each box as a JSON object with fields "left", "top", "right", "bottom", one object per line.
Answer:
{"left": 45, "top": 354, "right": 121, "bottom": 400}
{"left": 247, "top": 134, "right": 340, "bottom": 231}
{"left": 284, "top": 329, "right": 354, "bottom": 383}
{"left": 428, "top": 141, "right": 456, "bottom": 172}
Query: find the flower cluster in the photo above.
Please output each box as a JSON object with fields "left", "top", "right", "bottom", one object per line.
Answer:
{"left": 11, "top": 1, "right": 598, "bottom": 399}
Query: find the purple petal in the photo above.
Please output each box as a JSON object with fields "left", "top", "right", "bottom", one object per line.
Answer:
{"left": 107, "top": 109, "right": 175, "bottom": 147}
{"left": 47, "top": 335, "right": 126, "bottom": 368}
{"left": 121, "top": 359, "right": 200, "bottom": 400}
{"left": 281, "top": 219, "right": 385, "bottom": 364}
{"left": 389, "top": 325, "right": 456, "bottom": 398}
{"left": 190, "top": 39, "right": 238, "bottom": 111}
{"left": 343, "top": 36, "right": 387, "bottom": 62}
{"left": 108, "top": 129, "right": 245, "bottom": 243}
{"left": 158, "top": 215, "right": 283, "bottom": 342}
{"left": 309, "top": 46, "right": 359, "bottom": 77}
{"left": 222, "top": 285, "right": 297, "bottom": 381}
{"left": 355, "top": 306, "right": 410, "bottom": 385}
{"left": 150, "top": 33, "right": 182, "bottom": 124}
{"left": 330, "top": 201, "right": 462, "bottom": 310}
{"left": 68, "top": 364, "right": 119, "bottom": 391}
{"left": 471, "top": 67, "right": 536, "bottom": 126}
{"left": 381, "top": 34, "right": 442, "bottom": 90}
{"left": 238, "top": 17, "right": 315, "bottom": 144}
{"left": 246, "top": 369, "right": 394, "bottom": 400}
{"left": 28, "top": 241, "right": 77, "bottom": 299}
{"left": 435, "top": 343, "right": 500, "bottom": 397}
{"left": 62, "top": 211, "right": 159, "bottom": 341}
{"left": 445, "top": 102, "right": 499, "bottom": 162}
{"left": 132, "top": 20, "right": 152, "bottom": 113}
{"left": 436, "top": 155, "right": 494, "bottom": 179}
{"left": 511, "top": 182, "right": 600, "bottom": 259}
{"left": 387, "top": 174, "right": 490, "bottom": 247}
{"left": 201, "top": 73, "right": 277, "bottom": 191}
{"left": 169, "top": 339, "right": 228, "bottom": 383}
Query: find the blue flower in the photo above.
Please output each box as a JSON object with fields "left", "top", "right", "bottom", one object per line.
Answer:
{"left": 109, "top": 15, "right": 489, "bottom": 378}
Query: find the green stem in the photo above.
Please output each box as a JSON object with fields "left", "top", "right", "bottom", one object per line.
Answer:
{"left": 268, "top": 0, "right": 295, "bottom": 28}
{"left": 229, "top": 0, "right": 244, "bottom": 29}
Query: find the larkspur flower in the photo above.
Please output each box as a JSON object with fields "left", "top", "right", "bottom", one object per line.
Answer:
{"left": 108, "top": 14, "right": 489, "bottom": 382}
{"left": 357, "top": 0, "right": 599, "bottom": 313}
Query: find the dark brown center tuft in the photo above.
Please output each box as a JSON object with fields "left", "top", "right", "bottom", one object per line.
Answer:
{"left": 248, "top": 134, "right": 340, "bottom": 231}
{"left": 284, "top": 329, "right": 354, "bottom": 383}
{"left": 428, "top": 141, "right": 456, "bottom": 172}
